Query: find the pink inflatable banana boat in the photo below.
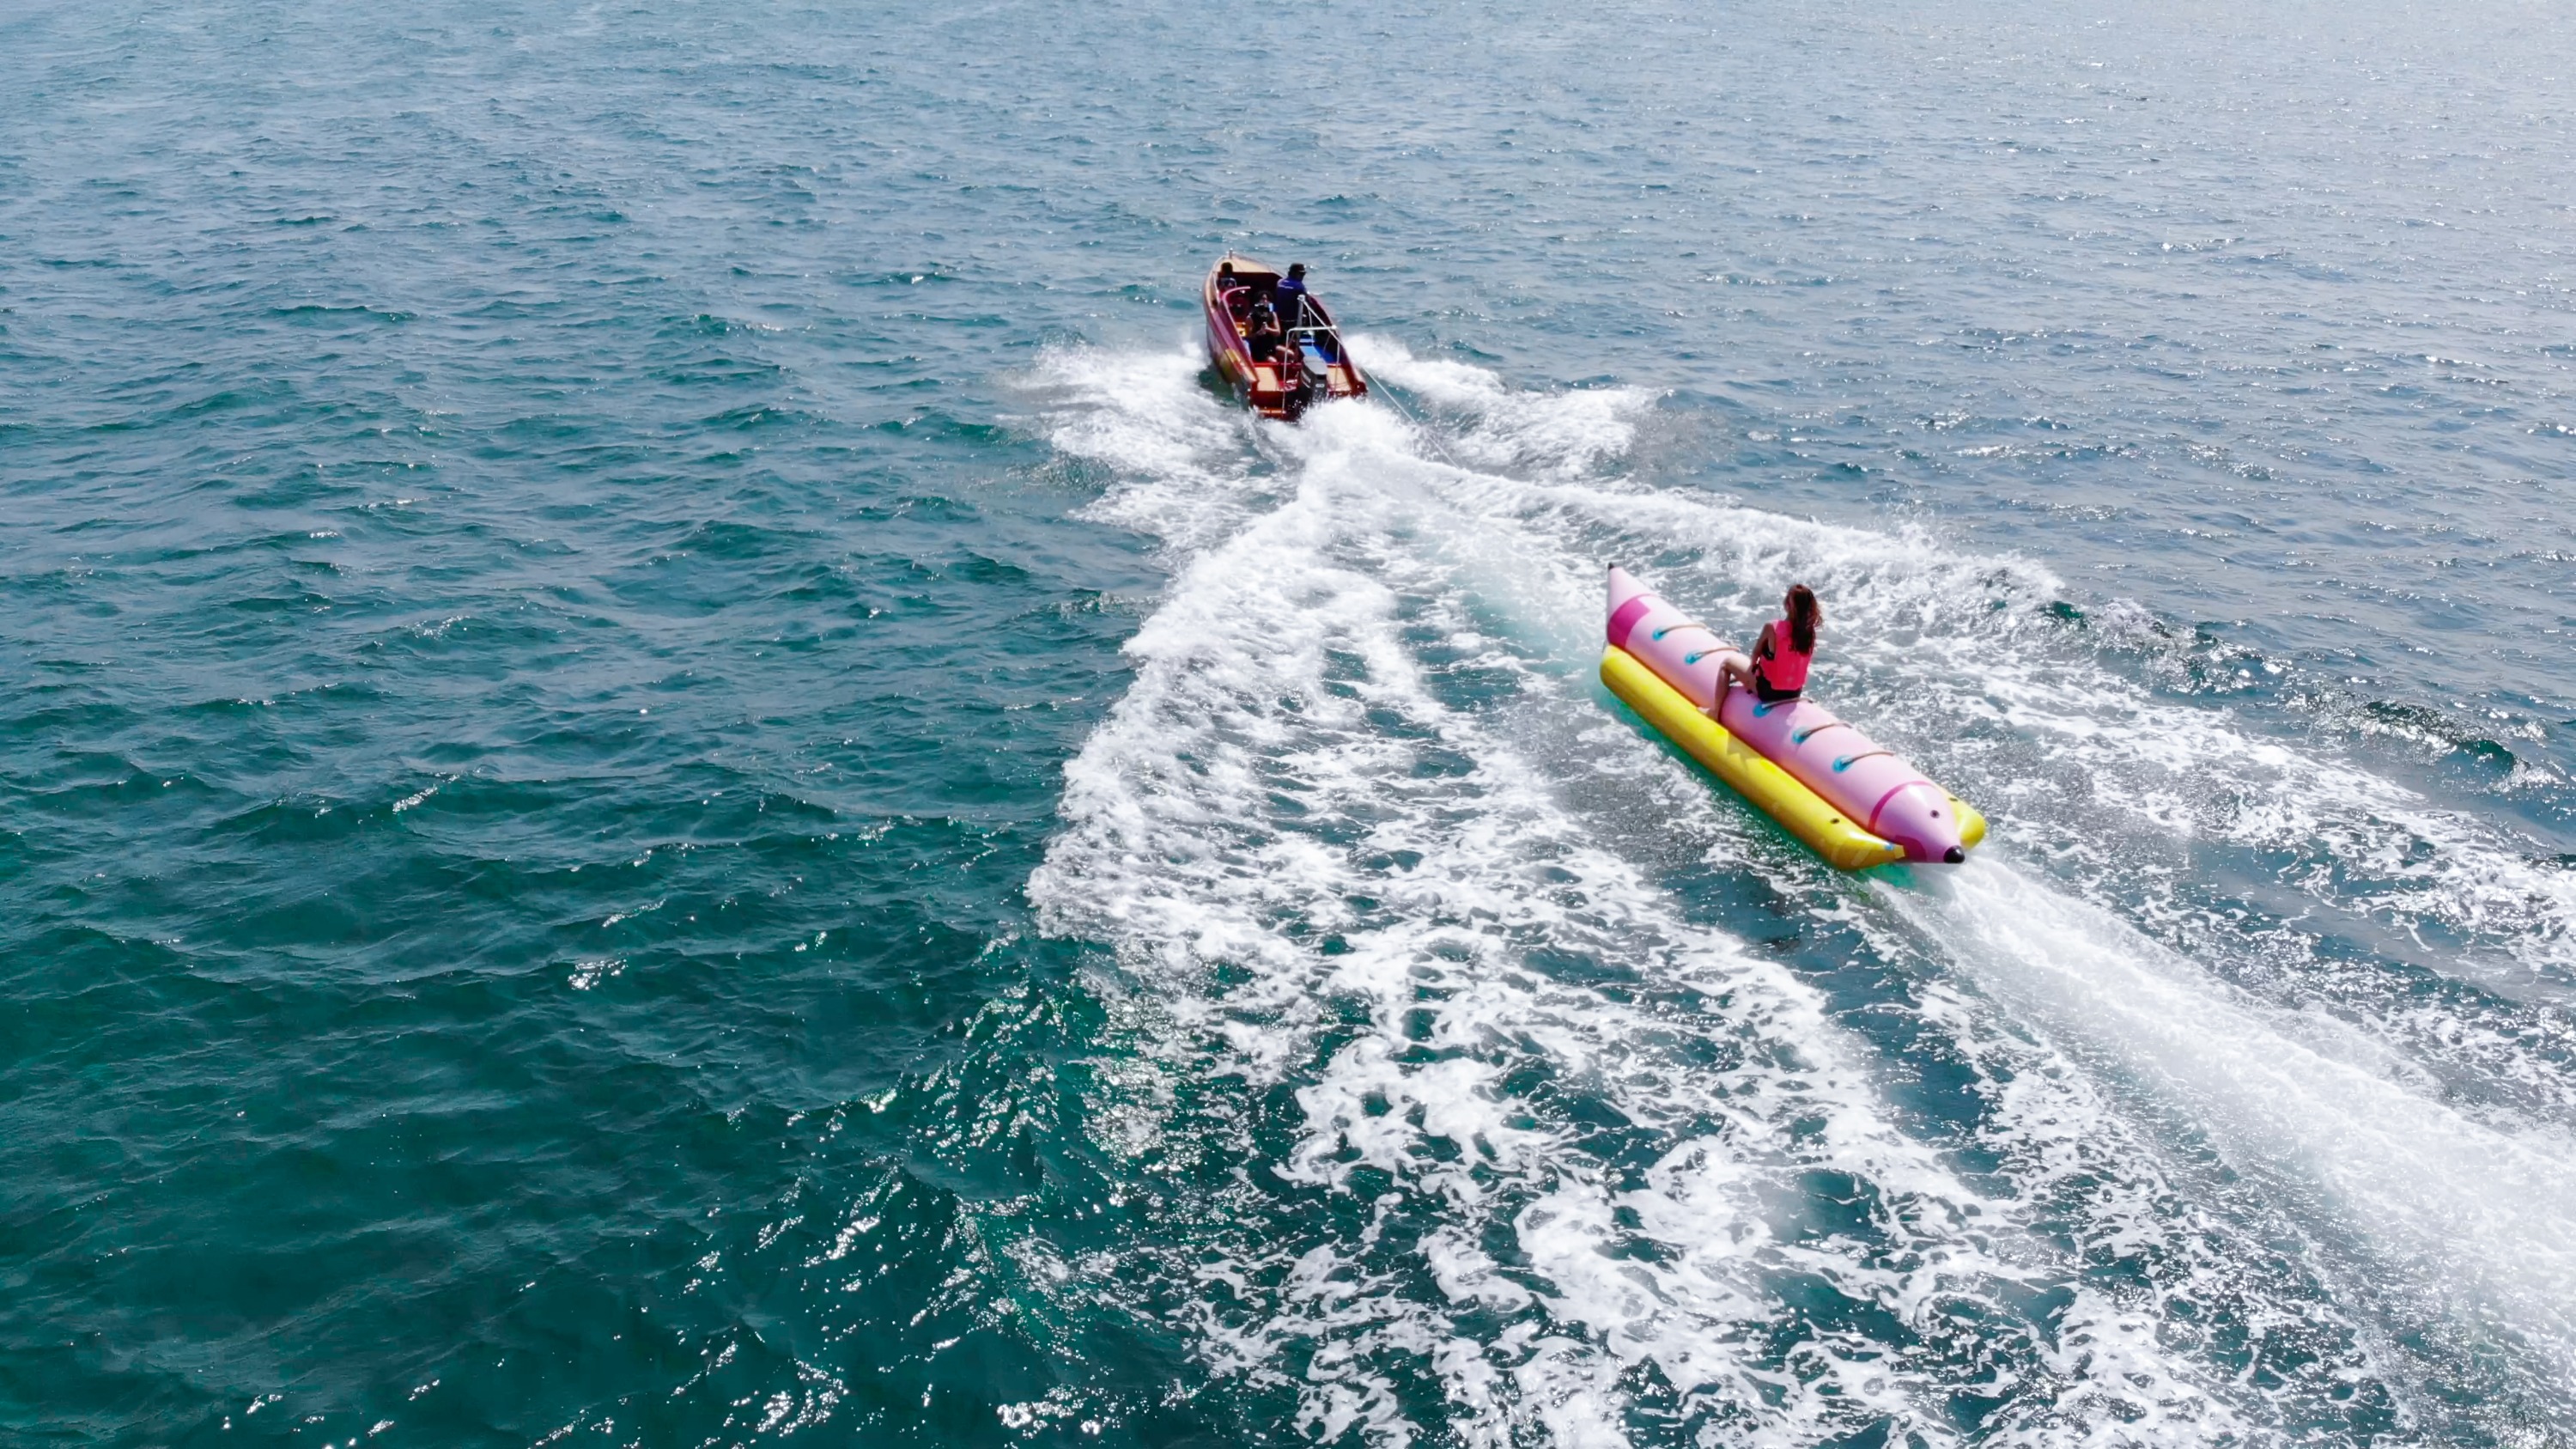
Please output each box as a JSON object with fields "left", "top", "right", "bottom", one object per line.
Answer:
{"left": 1601, "top": 565, "right": 1985, "bottom": 868}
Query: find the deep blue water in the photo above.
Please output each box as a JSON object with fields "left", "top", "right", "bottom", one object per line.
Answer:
{"left": 4, "top": 0, "right": 2573, "bottom": 1445}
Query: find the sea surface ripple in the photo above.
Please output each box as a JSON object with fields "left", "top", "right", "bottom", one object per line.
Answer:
{"left": 3, "top": 0, "right": 2572, "bottom": 1445}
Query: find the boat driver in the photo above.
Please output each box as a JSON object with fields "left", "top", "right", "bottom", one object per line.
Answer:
{"left": 1273, "top": 263, "right": 1310, "bottom": 325}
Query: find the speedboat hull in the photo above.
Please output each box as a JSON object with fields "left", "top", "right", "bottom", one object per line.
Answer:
{"left": 1202, "top": 254, "right": 1368, "bottom": 420}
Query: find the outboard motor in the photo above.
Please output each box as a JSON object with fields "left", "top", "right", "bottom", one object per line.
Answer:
{"left": 1280, "top": 339, "right": 1325, "bottom": 417}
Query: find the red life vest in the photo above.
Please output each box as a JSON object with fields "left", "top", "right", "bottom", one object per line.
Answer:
{"left": 1754, "top": 618, "right": 1812, "bottom": 694}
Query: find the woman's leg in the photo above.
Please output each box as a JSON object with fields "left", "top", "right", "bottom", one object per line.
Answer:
{"left": 1709, "top": 651, "right": 1755, "bottom": 715}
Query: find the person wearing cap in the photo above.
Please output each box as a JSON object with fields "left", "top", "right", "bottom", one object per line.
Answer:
{"left": 1272, "top": 263, "right": 1310, "bottom": 325}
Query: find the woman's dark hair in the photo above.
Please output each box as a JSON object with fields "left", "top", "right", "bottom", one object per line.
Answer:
{"left": 1784, "top": 583, "right": 1821, "bottom": 654}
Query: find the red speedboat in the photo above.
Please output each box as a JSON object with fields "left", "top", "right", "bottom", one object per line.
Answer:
{"left": 1202, "top": 253, "right": 1368, "bottom": 420}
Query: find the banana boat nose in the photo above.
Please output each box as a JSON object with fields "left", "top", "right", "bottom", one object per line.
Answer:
{"left": 1943, "top": 846, "right": 1965, "bottom": 864}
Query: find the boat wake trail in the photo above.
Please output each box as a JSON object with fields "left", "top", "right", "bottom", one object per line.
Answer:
{"left": 1010, "top": 338, "right": 2576, "bottom": 1445}
{"left": 1892, "top": 862, "right": 2576, "bottom": 1420}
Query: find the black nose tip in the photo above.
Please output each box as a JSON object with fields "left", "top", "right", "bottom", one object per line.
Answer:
{"left": 1943, "top": 846, "right": 1966, "bottom": 864}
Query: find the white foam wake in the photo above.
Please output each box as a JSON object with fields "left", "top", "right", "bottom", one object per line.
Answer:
{"left": 1893, "top": 860, "right": 2576, "bottom": 1409}
{"left": 1016, "top": 337, "right": 2576, "bottom": 1441}
{"left": 1021, "top": 343, "right": 2265, "bottom": 1443}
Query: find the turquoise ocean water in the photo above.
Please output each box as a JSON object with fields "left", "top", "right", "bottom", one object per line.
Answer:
{"left": 4, "top": 0, "right": 2573, "bottom": 1443}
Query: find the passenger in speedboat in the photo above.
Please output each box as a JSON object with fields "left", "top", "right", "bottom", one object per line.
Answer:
{"left": 1245, "top": 301, "right": 1284, "bottom": 362}
{"left": 1716, "top": 583, "right": 1820, "bottom": 708}
{"left": 1217, "top": 261, "right": 1247, "bottom": 314}
{"left": 1273, "top": 263, "right": 1310, "bottom": 325}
